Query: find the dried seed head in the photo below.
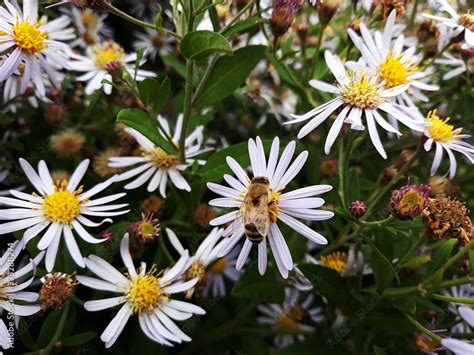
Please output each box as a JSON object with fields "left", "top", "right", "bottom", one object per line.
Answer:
{"left": 421, "top": 196, "right": 472, "bottom": 245}
{"left": 49, "top": 129, "right": 86, "bottom": 158}
{"left": 193, "top": 204, "right": 215, "bottom": 229}
{"left": 39, "top": 273, "right": 78, "bottom": 311}
{"left": 44, "top": 103, "right": 67, "bottom": 126}
{"left": 428, "top": 176, "right": 460, "bottom": 197}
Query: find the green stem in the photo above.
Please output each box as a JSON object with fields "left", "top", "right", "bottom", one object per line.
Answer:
{"left": 361, "top": 215, "right": 395, "bottom": 226}
{"left": 404, "top": 314, "right": 442, "bottom": 342}
{"left": 430, "top": 293, "right": 474, "bottom": 305}
{"left": 106, "top": 4, "right": 180, "bottom": 39}
{"left": 159, "top": 235, "right": 175, "bottom": 264}
{"left": 409, "top": 0, "right": 418, "bottom": 28}
{"left": 39, "top": 301, "right": 71, "bottom": 354}
{"left": 179, "top": 60, "right": 194, "bottom": 162}
{"left": 192, "top": 54, "right": 220, "bottom": 104}
{"left": 219, "top": 0, "right": 256, "bottom": 34}
{"left": 382, "top": 276, "right": 473, "bottom": 297}
{"left": 423, "top": 41, "right": 451, "bottom": 69}
{"left": 310, "top": 25, "right": 325, "bottom": 80}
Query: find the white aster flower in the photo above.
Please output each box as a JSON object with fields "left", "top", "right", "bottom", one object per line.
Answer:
{"left": 133, "top": 27, "right": 174, "bottom": 61}
{"left": 0, "top": 0, "right": 75, "bottom": 96}
{"left": 0, "top": 159, "right": 129, "bottom": 272}
{"left": 347, "top": 10, "right": 439, "bottom": 116}
{"left": 423, "top": 110, "right": 474, "bottom": 179}
{"left": 423, "top": 0, "right": 474, "bottom": 48}
{"left": 207, "top": 136, "right": 334, "bottom": 279}
{"left": 0, "top": 240, "right": 44, "bottom": 349}
{"left": 257, "top": 288, "right": 323, "bottom": 348}
{"left": 435, "top": 52, "right": 472, "bottom": 80}
{"left": 77, "top": 233, "right": 205, "bottom": 348}
{"left": 166, "top": 227, "right": 242, "bottom": 298}
{"left": 64, "top": 6, "right": 112, "bottom": 48}
{"left": 124, "top": 0, "right": 160, "bottom": 18}
{"left": 287, "top": 51, "right": 425, "bottom": 158}
{"left": 69, "top": 40, "right": 155, "bottom": 95}
{"left": 109, "top": 114, "right": 210, "bottom": 197}
{"left": 442, "top": 338, "right": 474, "bottom": 355}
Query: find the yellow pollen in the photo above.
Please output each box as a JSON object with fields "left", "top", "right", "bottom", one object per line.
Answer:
{"left": 320, "top": 251, "right": 348, "bottom": 274}
{"left": 340, "top": 74, "right": 383, "bottom": 109}
{"left": 277, "top": 313, "right": 299, "bottom": 331}
{"left": 93, "top": 42, "right": 125, "bottom": 69}
{"left": 12, "top": 21, "right": 47, "bottom": 55}
{"left": 81, "top": 10, "right": 98, "bottom": 28}
{"left": 42, "top": 180, "right": 82, "bottom": 224}
{"left": 459, "top": 13, "right": 474, "bottom": 32}
{"left": 210, "top": 258, "right": 227, "bottom": 273}
{"left": 185, "top": 261, "right": 206, "bottom": 281}
{"left": 379, "top": 54, "right": 418, "bottom": 88}
{"left": 426, "top": 110, "right": 457, "bottom": 142}
{"left": 145, "top": 148, "right": 180, "bottom": 169}
{"left": 126, "top": 268, "right": 163, "bottom": 314}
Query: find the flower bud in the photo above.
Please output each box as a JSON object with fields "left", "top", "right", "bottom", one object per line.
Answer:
{"left": 350, "top": 200, "right": 367, "bottom": 218}
{"left": 315, "top": 0, "right": 340, "bottom": 27}
{"left": 44, "top": 103, "right": 67, "bottom": 126}
{"left": 390, "top": 184, "right": 431, "bottom": 220}
{"left": 271, "top": 0, "right": 301, "bottom": 37}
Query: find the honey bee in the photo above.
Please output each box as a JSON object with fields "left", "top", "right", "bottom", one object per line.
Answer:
{"left": 240, "top": 176, "right": 278, "bottom": 244}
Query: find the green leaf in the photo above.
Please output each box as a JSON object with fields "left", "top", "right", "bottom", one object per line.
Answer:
{"left": 470, "top": 250, "right": 474, "bottom": 273}
{"left": 195, "top": 45, "right": 267, "bottom": 107}
{"left": 365, "top": 236, "right": 400, "bottom": 286}
{"left": 180, "top": 30, "right": 232, "bottom": 60}
{"left": 222, "top": 17, "right": 265, "bottom": 37}
{"left": 61, "top": 331, "right": 97, "bottom": 347}
{"left": 399, "top": 255, "right": 431, "bottom": 268}
{"left": 138, "top": 76, "right": 170, "bottom": 113}
{"left": 231, "top": 264, "right": 284, "bottom": 303}
{"left": 37, "top": 309, "right": 62, "bottom": 348}
{"left": 298, "top": 264, "right": 350, "bottom": 304}
{"left": 18, "top": 318, "right": 38, "bottom": 351}
{"left": 373, "top": 345, "right": 387, "bottom": 355}
{"left": 392, "top": 298, "right": 416, "bottom": 314}
{"left": 117, "top": 108, "right": 177, "bottom": 154}
{"left": 426, "top": 239, "right": 457, "bottom": 278}
{"left": 138, "top": 78, "right": 159, "bottom": 108}
{"left": 134, "top": 48, "right": 145, "bottom": 81}
{"left": 162, "top": 55, "right": 187, "bottom": 78}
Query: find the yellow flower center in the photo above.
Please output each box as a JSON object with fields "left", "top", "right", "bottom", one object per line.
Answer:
{"left": 320, "top": 251, "right": 348, "bottom": 274}
{"left": 459, "top": 13, "right": 474, "bottom": 32}
{"left": 42, "top": 180, "right": 82, "bottom": 224}
{"left": 379, "top": 54, "right": 418, "bottom": 88}
{"left": 126, "top": 269, "right": 163, "bottom": 314}
{"left": 210, "top": 258, "right": 227, "bottom": 273}
{"left": 81, "top": 10, "right": 98, "bottom": 28}
{"left": 426, "top": 110, "right": 457, "bottom": 142}
{"left": 185, "top": 261, "right": 206, "bottom": 281}
{"left": 340, "top": 75, "right": 383, "bottom": 109}
{"left": 146, "top": 148, "right": 180, "bottom": 169}
{"left": 93, "top": 42, "right": 125, "bottom": 69}
{"left": 12, "top": 21, "right": 47, "bottom": 55}
{"left": 277, "top": 313, "right": 299, "bottom": 330}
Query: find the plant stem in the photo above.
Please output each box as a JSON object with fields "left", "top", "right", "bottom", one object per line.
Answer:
{"left": 220, "top": 0, "right": 256, "bottom": 34}
{"left": 430, "top": 293, "right": 474, "bottom": 305}
{"left": 39, "top": 301, "right": 71, "bottom": 354}
{"left": 179, "top": 60, "right": 194, "bottom": 162}
{"left": 310, "top": 25, "right": 325, "bottom": 80}
{"left": 396, "top": 237, "right": 426, "bottom": 270}
{"left": 159, "top": 235, "right": 175, "bottom": 264}
{"left": 423, "top": 41, "right": 451, "bottom": 69}
{"left": 382, "top": 276, "right": 473, "bottom": 297}
{"left": 106, "top": 4, "right": 180, "bottom": 39}
{"left": 404, "top": 314, "right": 442, "bottom": 342}
{"left": 192, "top": 54, "right": 220, "bottom": 104}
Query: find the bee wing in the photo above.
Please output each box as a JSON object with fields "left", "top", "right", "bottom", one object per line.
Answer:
{"left": 244, "top": 193, "right": 270, "bottom": 238}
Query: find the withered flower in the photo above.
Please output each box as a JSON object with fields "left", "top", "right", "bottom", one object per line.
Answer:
{"left": 39, "top": 273, "right": 78, "bottom": 311}
{"left": 390, "top": 184, "right": 431, "bottom": 220}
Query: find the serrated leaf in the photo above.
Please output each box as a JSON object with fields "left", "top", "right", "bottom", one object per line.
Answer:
{"left": 400, "top": 255, "right": 431, "bottom": 268}
{"left": 116, "top": 108, "right": 177, "bottom": 154}
{"left": 194, "top": 45, "right": 267, "bottom": 108}
{"left": 180, "top": 30, "right": 232, "bottom": 60}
